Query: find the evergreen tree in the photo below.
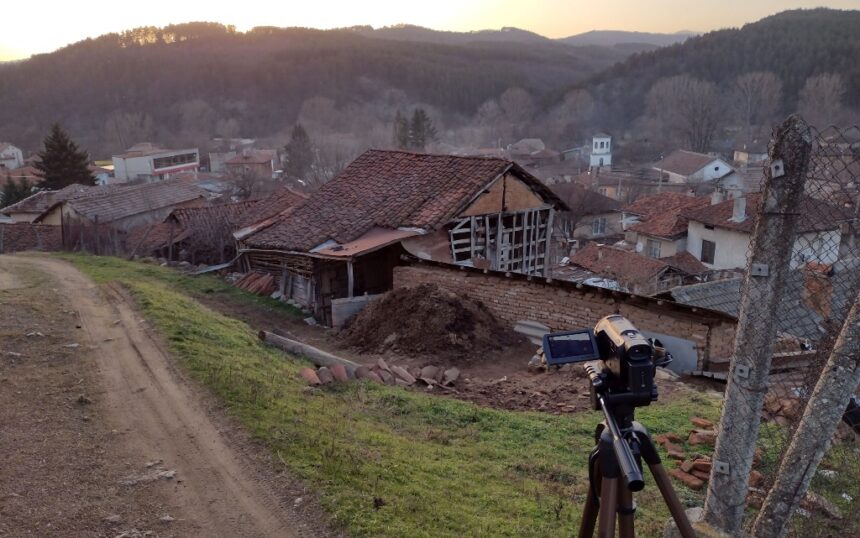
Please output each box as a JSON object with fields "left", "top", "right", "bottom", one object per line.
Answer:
{"left": 0, "top": 176, "right": 33, "bottom": 209}
{"left": 35, "top": 124, "right": 94, "bottom": 189}
{"left": 408, "top": 108, "right": 437, "bottom": 151}
{"left": 392, "top": 110, "right": 410, "bottom": 149}
{"left": 283, "top": 124, "right": 315, "bottom": 179}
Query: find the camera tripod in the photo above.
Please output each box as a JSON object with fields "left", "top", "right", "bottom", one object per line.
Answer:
{"left": 578, "top": 394, "right": 695, "bottom": 538}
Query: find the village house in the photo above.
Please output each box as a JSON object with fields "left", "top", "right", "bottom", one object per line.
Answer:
{"left": 237, "top": 149, "right": 566, "bottom": 326}
{"left": 224, "top": 149, "right": 278, "bottom": 179}
{"left": 574, "top": 166, "right": 675, "bottom": 202}
{"left": 656, "top": 149, "right": 733, "bottom": 184}
{"left": 208, "top": 138, "right": 255, "bottom": 173}
{"left": 112, "top": 143, "right": 200, "bottom": 183}
{"left": 0, "top": 143, "right": 24, "bottom": 171}
{"left": 35, "top": 179, "right": 207, "bottom": 233}
{"left": 622, "top": 192, "right": 710, "bottom": 259}
{"left": 683, "top": 192, "right": 852, "bottom": 270}
{"left": 0, "top": 183, "right": 94, "bottom": 223}
{"left": 549, "top": 182, "right": 622, "bottom": 253}
{"left": 732, "top": 145, "right": 768, "bottom": 168}
{"left": 568, "top": 242, "right": 707, "bottom": 295}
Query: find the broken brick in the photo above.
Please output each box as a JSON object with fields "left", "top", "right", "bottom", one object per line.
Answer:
{"left": 300, "top": 368, "right": 321, "bottom": 386}
{"left": 692, "top": 459, "right": 712, "bottom": 473}
{"left": 688, "top": 429, "right": 716, "bottom": 446}
{"left": 665, "top": 442, "right": 686, "bottom": 460}
{"left": 330, "top": 364, "right": 349, "bottom": 382}
{"left": 669, "top": 469, "right": 704, "bottom": 491}
{"left": 690, "top": 417, "right": 715, "bottom": 429}
{"left": 691, "top": 469, "right": 710, "bottom": 481}
{"left": 680, "top": 460, "right": 695, "bottom": 473}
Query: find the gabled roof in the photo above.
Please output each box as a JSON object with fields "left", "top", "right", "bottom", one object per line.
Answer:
{"left": 550, "top": 183, "right": 622, "bottom": 215}
{"left": 1, "top": 183, "right": 94, "bottom": 215}
{"left": 682, "top": 193, "right": 853, "bottom": 234}
{"left": 36, "top": 180, "right": 205, "bottom": 224}
{"left": 170, "top": 200, "right": 258, "bottom": 231}
{"left": 659, "top": 150, "right": 721, "bottom": 177}
{"left": 242, "top": 149, "right": 565, "bottom": 252}
{"left": 627, "top": 194, "right": 710, "bottom": 239}
{"left": 661, "top": 251, "right": 709, "bottom": 274}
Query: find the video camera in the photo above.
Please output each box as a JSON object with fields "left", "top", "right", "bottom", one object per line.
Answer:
{"left": 542, "top": 314, "right": 671, "bottom": 410}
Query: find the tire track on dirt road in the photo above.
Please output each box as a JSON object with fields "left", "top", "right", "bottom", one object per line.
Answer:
{"left": 6, "top": 255, "right": 304, "bottom": 537}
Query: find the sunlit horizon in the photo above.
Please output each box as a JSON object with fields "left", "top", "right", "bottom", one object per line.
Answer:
{"left": 1, "top": 0, "right": 858, "bottom": 61}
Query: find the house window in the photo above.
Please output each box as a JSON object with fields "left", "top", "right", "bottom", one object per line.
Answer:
{"left": 592, "top": 217, "right": 607, "bottom": 235}
{"left": 704, "top": 224, "right": 714, "bottom": 230}
{"left": 701, "top": 239, "right": 716, "bottom": 264}
{"left": 598, "top": 187, "right": 608, "bottom": 196}
{"left": 646, "top": 239, "right": 661, "bottom": 258}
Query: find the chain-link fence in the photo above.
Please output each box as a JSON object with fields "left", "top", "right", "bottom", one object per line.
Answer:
{"left": 701, "top": 117, "right": 860, "bottom": 537}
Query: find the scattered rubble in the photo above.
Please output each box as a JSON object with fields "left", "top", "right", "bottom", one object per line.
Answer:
{"left": 118, "top": 467, "right": 177, "bottom": 486}
{"left": 340, "top": 283, "right": 525, "bottom": 360}
{"left": 300, "top": 358, "right": 461, "bottom": 390}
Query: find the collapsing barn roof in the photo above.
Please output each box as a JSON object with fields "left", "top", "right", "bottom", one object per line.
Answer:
{"left": 240, "top": 149, "right": 566, "bottom": 253}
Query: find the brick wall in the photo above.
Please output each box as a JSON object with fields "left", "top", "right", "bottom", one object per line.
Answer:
{"left": 0, "top": 223, "right": 62, "bottom": 253}
{"left": 394, "top": 263, "right": 737, "bottom": 369}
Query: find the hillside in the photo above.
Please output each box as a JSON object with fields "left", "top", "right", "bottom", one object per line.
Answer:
{"left": 571, "top": 8, "right": 860, "bottom": 132}
{"left": 0, "top": 23, "right": 634, "bottom": 157}
{"left": 557, "top": 30, "right": 695, "bottom": 48}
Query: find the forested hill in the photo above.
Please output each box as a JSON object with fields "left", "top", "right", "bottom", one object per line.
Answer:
{"left": 572, "top": 8, "right": 860, "bottom": 130}
{"left": 0, "top": 22, "right": 632, "bottom": 156}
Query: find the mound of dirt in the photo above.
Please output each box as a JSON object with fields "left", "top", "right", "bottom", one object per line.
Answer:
{"left": 341, "top": 284, "right": 524, "bottom": 361}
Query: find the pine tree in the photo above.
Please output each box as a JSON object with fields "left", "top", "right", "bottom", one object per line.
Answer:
{"left": 0, "top": 176, "right": 32, "bottom": 209}
{"left": 283, "top": 124, "right": 315, "bottom": 179}
{"left": 392, "top": 111, "right": 410, "bottom": 149}
{"left": 408, "top": 108, "right": 437, "bottom": 151}
{"left": 35, "top": 124, "right": 94, "bottom": 189}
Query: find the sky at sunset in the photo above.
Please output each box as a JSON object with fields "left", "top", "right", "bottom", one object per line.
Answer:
{"left": 1, "top": 0, "right": 858, "bottom": 60}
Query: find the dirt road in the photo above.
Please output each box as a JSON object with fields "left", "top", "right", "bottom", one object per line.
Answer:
{"left": 0, "top": 255, "right": 310, "bottom": 537}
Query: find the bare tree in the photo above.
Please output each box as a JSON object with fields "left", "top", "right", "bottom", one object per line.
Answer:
{"left": 499, "top": 87, "right": 535, "bottom": 125}
{"left": 798, "top": 73, "right": 846, "bottom": 128}
{"left": 645, "top": 75, "right": 722, "bottom": 152}
{"left": 733, "top": 72, "right": 783, "bottom": 145}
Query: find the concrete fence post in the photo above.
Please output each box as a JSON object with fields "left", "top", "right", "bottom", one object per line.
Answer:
{"left": 751, "top": 290, "right": 860, "bottom": 538}
{"left": 701, "top": 116, "right": 813, "bottom": 535}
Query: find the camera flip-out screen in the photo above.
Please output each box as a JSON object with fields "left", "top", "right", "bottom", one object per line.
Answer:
{"left": 542, "top": 329, "right": 601, "bottom": 366}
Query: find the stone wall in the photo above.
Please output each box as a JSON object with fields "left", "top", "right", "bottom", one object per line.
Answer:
{"left": 0, "top": 223, "right": 62, "bottom": 253}
{"left": 393, "top": 263, "right": 737, "bottom": 370}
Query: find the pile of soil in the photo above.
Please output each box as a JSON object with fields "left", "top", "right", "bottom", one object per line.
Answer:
{"left": 341, "top": 284, "right": 524, "bottom": 361}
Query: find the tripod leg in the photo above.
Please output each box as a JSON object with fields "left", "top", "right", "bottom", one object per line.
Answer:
{"left": 633, "top": 422, "right": 696, "bottom": 538}
{"left": 597, "top": 477, "right": 618, "bottom": 538}
{"left": 617, "top": 485, "right": 636, "bottom": 538}
{"left": 578, "top": 450, "right": 601, "bottom": 538}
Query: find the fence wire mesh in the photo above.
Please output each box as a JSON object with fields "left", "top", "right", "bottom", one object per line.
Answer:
{"left": 706, "top": 121, "right": 860, "bottom": 536}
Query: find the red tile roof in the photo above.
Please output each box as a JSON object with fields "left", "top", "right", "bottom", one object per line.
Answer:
{"left": 627, "top": 194, "right": 710, "bottom": 239}
{"left": 570, "top": 243, "right": 669, "bottom": 284}
{"left": 171, "top": 200, "right": 258, "bottom": 231}
{"left": 243, "top": 150, "right": 565, "bottom": 252}
{"left": 235, "top": 186, "right": 308, "bottom": 231}
{"left": 659, "top": 149, "right": 718, "bottom": 177}
{"left": 682, "top": 193, "right": 852, "bottom": 234}
{"left": 661, "top": 251, "right": 709, "bottom": 274}
{"left": 126, "top": 222, "right": 188, "bottom": 254}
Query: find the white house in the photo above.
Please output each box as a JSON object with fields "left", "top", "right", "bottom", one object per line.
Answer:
{"left": 112, "top": 143, "right": 199, "bottom": 183}
{"left": 590, "top": 133, "right": 612, "bottom": 168}
{"left": 656, "top": 149, "right": 733, "bottom": 184}
{"left": 684, "top": 193, "right": 848, "bottom": 270}
{"left": 0, "top": 143, "right": 24, "bottom": 170}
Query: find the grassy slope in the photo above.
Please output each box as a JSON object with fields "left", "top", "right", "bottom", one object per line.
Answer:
{"left": 60, "top": 254, "right": 857, "bottom": 537}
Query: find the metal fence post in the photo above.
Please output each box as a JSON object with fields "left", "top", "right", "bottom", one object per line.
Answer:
{"left": 751, "top": 289, "right": 860, "bottom": 538}
{"left": 701, "top": 116, "right": 813, "bottom": 534}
